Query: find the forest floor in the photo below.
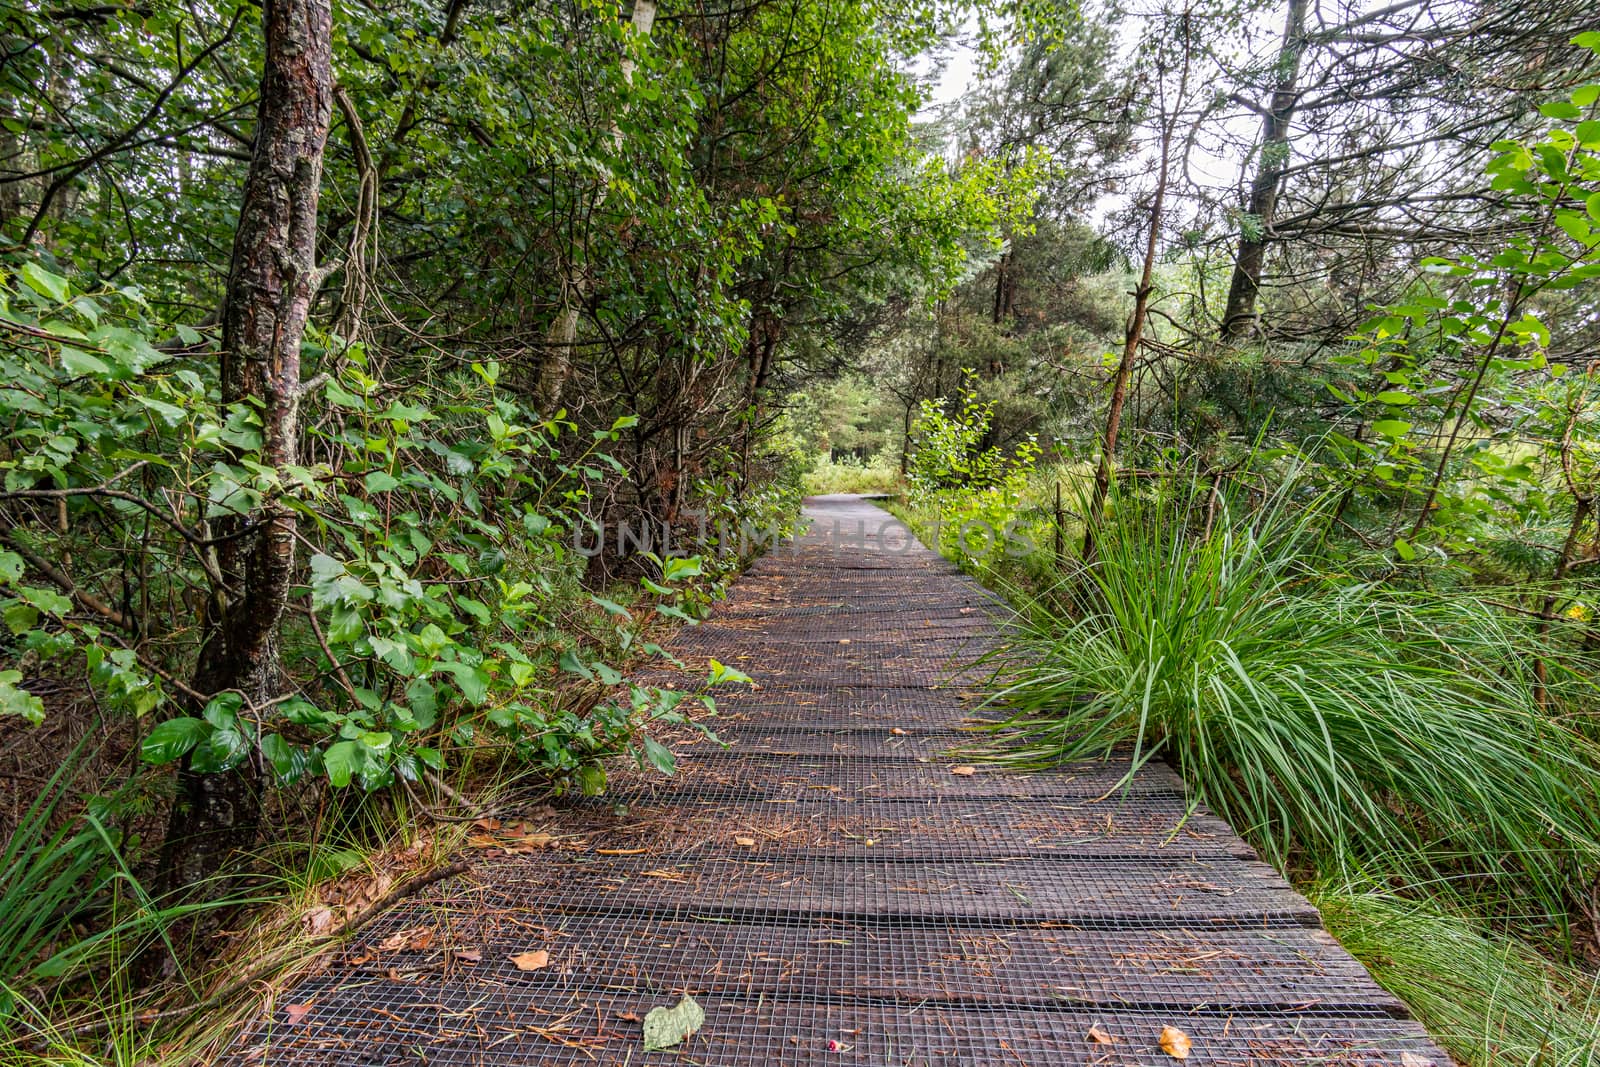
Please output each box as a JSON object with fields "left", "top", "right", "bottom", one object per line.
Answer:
{"left": 219, "top": 496, "right": 1450, "bottom": 1065}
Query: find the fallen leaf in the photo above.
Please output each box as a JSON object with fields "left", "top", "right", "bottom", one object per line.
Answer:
{"left": 950, "top": 765, "right": 977, "bottom": 776}
{"left": 302, "top": 906, "right": 334, "bottom": 936}
{"left": 642, "top": 994, "right": 705, "bottom": 1051}
{"left": 1159, "top": 1025, "right": 1192, "bottom": 1060}
{"left": 1400, "top": 1055, "right": 1433, "bottom": 1067}
{"left": 454, "top": 948, "right": 483, "bottom": 963}
{"left": 1087, "top": 1024, "right": 1115, "bottom": 1045}
{"left": 596, "top": 847, "right": 649, "bottom": 856}
{"left": 890, "top": 727, "right": 908, "bottom": 736}
{"left": 642, "top": 868, "right": 687, "bottom": 880}
{"left": 509, "top": 949, "right": 549, "bottom": 971}
{"left": 378, "top": 925, "right": 433, "bottom": 952}
{"left": 283, "top": 1003, "right": 314, "bottom": 1024}
{"left": 734, "top": 836, "right": 757, "bottom": 847}
{"left": 505, "top": 831, "right": 554, "bottom": 851}
{"left": 838, "top": 638, "right": 851, "bottom": 644}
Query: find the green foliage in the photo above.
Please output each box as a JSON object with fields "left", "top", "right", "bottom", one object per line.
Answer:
{"left": 0, "top": 261, "right": 727, "bottom": 798}
{"left": 1316, "top": 882, "right": 1600, "bottom": 1067}
{"left": 1333, "top": 53, "right": 1600, "bottom": 556}
{"left": 906, "top": 374, "right": 1039, "bottom": 570}
{"left": 981, "top": 468, "right": 1600, "bottom": 923}
{"left": 803, "top": 454, "right": 902, "bottom": 496}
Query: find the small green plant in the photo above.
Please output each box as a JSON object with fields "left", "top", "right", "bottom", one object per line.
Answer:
{"left": 981, "top": 467, "right": 1600, "bottom": 923}
{"left": 906, "top": 373, "right": 1039, "bottom": 570}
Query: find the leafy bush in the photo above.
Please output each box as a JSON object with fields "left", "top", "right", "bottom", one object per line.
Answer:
{"left": 0, "top": 261, "right": 732, "bottom": 801}
{"left": 982, "top": 469, "right": 1600, "bottom": 922}
{"left": 906, "top": 374, "right": 1039, "bottom": 570}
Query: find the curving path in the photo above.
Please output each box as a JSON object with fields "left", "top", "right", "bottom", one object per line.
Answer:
{"left": 228, "top": 495, "right": 1447, "bottom": 1065}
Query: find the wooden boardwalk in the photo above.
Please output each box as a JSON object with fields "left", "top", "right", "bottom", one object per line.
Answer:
{"left": 229, "top": 496, "right": 1447, "bottom": 1065}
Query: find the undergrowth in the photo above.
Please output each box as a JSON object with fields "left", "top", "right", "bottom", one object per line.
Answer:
{"left": 1315, "top": 882, "right": 1600, "bottom": 1066}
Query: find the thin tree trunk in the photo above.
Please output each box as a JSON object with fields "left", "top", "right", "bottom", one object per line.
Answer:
{"left": 1084, "top": 36, "right": 1190, "bottom": 556}
{"left": 1533, "top": 495, "right": 1592, "bottom": 706}
{"left": 533, "top": 0, "right": 658, "bottom": 413}
{"left": 158, "top": 0, "right": 333, "bottom": 895}
{"left": 991, "top": 248, "right": 1010, "bottom": 325}
{"left": 1219, "top": 0, "right": 1308, "bottom": 339}
{"left": 1406, "top": 297, "right": 1520, "bottom": 541}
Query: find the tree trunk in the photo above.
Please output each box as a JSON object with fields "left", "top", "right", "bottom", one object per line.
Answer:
{"left": 1219, "top": 0, "right": 1308, "bottom": 339}
{"left": 991, "top": 248, "right": 1011, "bottom": 325}
{"left": 158, "top": 0, "right": 333, "bottom": 895}
{"left": 1534, "top": 494, "right": 1593, "bottom": 706}
{"left": 533, "top": 0, "right": 658, "bottom": 413}
{"left": 1083, "top": 36, "right": 1189, "bottom": 557}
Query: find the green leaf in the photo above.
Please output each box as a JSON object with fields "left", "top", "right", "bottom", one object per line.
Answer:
{"left": 0, "top": 671, "right": 45, "bottom": 725}
{"left": 283, "top": 698, "right": 331, "bottom": 728}
{"left": 323, "top": 740, "right": 363, "bottom": 788}
{"left": 437, "top": 660, "right": 490, "bottom": 705}
{"left": 641, "top": 735, "right": 677, "bottom": 776}
{"left": 661, "top": 556, "right": 703, "bottom": 583}
{"left": 135, "top": 395, "right": 188, "bottom": 426}
{"left": 260, "top": 734, "right": 303, "bottom": 782}
{"left": 590, "top": 595, "right": 630, "bottom": 617}
{"left": 190, "top": 724, "right": 250, "bottom": 773}
{"left": 6, "top": 603, "right": 41, "bottom": 634}
{"left": 405, "top": 678, "right": 439, "bottom": 729}
{"left": 20, "top": 586, "right": 73, "bottom": 618}
{"left": 1371, "top": 419, "right": 1412, "bottom": 439}
{"left": 368, "top": 634, "right": 414, "bottom": 672}
{"left": 20, "top": 262, "right": 70, "bottom": 303}
{"left": 455, "top": 596, "right": 491, "bottom": 625}
{"left": 559, "top": 649, "right": 594, "bottom": 680}
{"left": 202, "top": 691, "right": 243, "bottom": 730}
{"left": 1393, "top": 537, "right": 1417, "bottom": 562}
{"left": 59, "top": 347, "right": 112, "bottom": 376}
{"left": 707, "top": 659, "right": 753, "bottom": 686}
{"left": 309, "top": 553, "right": 372, "bottom": 607}
{"left": 642, "top": 995, "right": 704, "bottom": 1052}
{"left": 358, "top": 730, "right": 393, "bottom": 753}
{"left": 141, "top": 717, "right": 210, "bottom": 765}
{"left": 1373, "top": 391, "right": 1416, "bottom": 406}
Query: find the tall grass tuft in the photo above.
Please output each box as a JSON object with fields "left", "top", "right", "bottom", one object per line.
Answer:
{"left": 0, "top": 754, "right": 221, "bottom": 1046}
{"left": 982, "top": 470, "right": 1600, "bottom": 922}
{"left": 1314, "top": 881, "right": 1600, "bottom": 1066}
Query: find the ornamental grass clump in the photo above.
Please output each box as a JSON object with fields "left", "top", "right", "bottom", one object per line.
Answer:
{"left": 983, "top": 472, "right": 1600, "bottom": 923}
